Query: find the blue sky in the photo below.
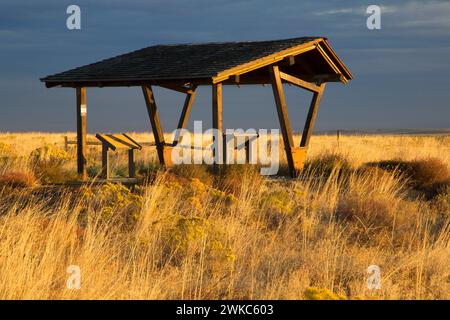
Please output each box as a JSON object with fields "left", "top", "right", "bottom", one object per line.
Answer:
{"left": 0, "top": 0, "right": 449, "bottom": 132}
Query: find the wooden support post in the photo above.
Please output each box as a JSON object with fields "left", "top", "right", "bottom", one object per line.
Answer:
{"left": 212, "top": 83, "right": 223, "bottom": 167}
{"left": 142, "top": 85, "right": 169, "bottom": 166}
{"left": 300, "top": 83, "right": 326, "bottom": 148}
{"left": 269, "top": 65, "right": 298, "bottom": 177}
{"left": 76, "top": 87, "right": 87, "bottom": 179}
{"left": 64, "top": 136, "right": 68, "bottom": 152}
{"left": 101, "top": 144, "right": 110, "bottom": 179}
{"left": 128, "top": 149, "right": 135, "bottom": 178}
{"left": 173, "top": 85, "right": 197, "bottom": 145}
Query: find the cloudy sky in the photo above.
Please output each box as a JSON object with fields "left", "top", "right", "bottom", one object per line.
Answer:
{"left": 0, "top": 0, "right": 449, "bottom": 132}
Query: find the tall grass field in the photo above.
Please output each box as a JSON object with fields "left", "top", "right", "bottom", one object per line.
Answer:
{"left": 0, "top": 132, "right": 448, "bottom": 299}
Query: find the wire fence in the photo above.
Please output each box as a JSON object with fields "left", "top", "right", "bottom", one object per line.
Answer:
{"left": 62, "top": 131, "right": 450, "bottom": 152}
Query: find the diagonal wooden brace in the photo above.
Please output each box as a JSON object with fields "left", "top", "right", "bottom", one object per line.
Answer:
{"left": 173, "top": 85, "right": 197, "bottom": 146}
{"left": 142, "top": 85, "right": 173, "bottom": 167}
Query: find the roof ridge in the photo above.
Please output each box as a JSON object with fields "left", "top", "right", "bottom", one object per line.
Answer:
{"left": 147, "top": 36, "right": 324, "bottom": 47}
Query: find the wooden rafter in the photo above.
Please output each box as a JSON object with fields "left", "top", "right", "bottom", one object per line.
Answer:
{"left": 279, "top": 71, "right": 321, "bottom": 93}
{"left": 287, "top": 56, "right": 296, "bottom": 66}
{"left": 315, "top": 44, "right": 347, "bottom": 84}
{"left": 319, "top": 40, "right": 353, "bottom": 81}
{"left": 46, "top": 79, "right": 207, "bottom": 89}
{"left": 158, "top": 83, "right": 196, "bottom": 94}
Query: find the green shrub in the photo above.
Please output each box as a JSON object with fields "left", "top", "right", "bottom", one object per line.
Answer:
{"left": 87, "top": 165, "right": 101, "bottom": 178}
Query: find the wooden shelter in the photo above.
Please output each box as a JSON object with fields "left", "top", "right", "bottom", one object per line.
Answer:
{"left": 41, "top": 37, "right": 352, "bottom": 178}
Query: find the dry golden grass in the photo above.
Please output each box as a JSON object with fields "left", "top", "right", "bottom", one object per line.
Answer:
{"left": 0, "top": 132, "right": 448, "bottom": 300}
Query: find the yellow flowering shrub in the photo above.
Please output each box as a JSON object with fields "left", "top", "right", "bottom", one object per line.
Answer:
{"left": 93, "top": 183, "right": 143, "bottom": 222}
{"left": 304, "top": 287, "right": 346, "bottom": 300}
{"left": 261, "top": 189, "right": 295, "bottom": 214}
{"left": 169, "top": 215, "right": 235, "bottom": 271}
{"left": 0, "top": 142, "right": 15, "bottom": 157}
{"left": 164, "top": 180, "right": 183, "bottom": 192}
{"left": 210, "top": 188, "right": 237, "bottom": 206}
{"left": 79, "top": 185, "right": 95, "bottom": 200}
{"left": 183, "top": 178, "right": 237, "bottom": 213}
{"left": 351, "top": 295, "right": 381, "bottom": 300}
{"left": 210, "top": 238, "right": 236, "bottom": 264}
{"left": 190, "top": 178, "right": 207, "bottom": 195}
{"left": 30, "top": 144, "right": 70, "bottom": 166}
{"left": 30, "top": 144, "right": 74, "bottom": 183}
{"left": 173, "top": 216, "right": 209, "bottom": 246}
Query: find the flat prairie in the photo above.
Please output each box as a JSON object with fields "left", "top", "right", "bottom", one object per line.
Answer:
{"left": 0, "top": 133, "right": 448, "bottom": 299}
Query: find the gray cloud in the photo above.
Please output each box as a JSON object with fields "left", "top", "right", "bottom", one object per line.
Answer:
{"left": 0, "top": 0, "right": 449, "bottom": 131}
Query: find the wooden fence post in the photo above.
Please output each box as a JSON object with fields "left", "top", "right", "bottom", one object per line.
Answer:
{"left": 337, "top": 130, "right": 340, "bottom": 147}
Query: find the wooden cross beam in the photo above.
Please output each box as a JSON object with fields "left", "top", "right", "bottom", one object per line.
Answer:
{"left": 278, "top": 71, "right": 321, "bottom": 93}
{"left": 158, "top": 84, "right": 196, "bottom": 95}
{"left": 76, "top": 87, "right": 87, "bottom": 179}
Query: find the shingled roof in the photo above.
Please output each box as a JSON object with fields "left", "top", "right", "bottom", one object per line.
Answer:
{"left": 41, "top": 37, "right": 352, "bottom": 87}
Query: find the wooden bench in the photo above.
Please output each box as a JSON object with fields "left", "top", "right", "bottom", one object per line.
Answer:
{"left": 95, "top": 133, "right": 142, "bottom": 179}
{"left": 222, "top": 131, "right": 259, "bottom": 164}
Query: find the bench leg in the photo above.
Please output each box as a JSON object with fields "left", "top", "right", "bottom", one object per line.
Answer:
{"left": 128, "top": 149, "right": 135, "bottom": 178}
{"left": 101, "top": 145, "right": 110, "bottom": 179}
